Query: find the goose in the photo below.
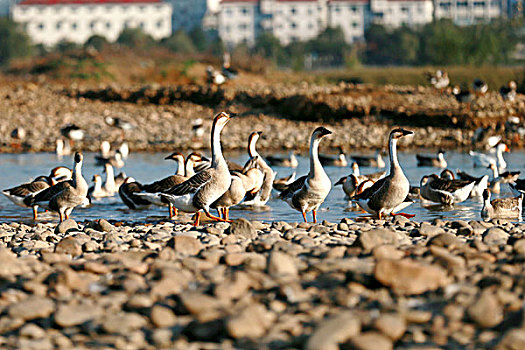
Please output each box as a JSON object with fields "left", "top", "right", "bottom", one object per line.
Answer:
{"left": 352, "top": 128, "right": 414, "bottom": 219}
{"left": 455, "top": 170, "right": 489, "bottom": 198}
{"left": 118, "top": 141, "right": 129, "bottom": 159}
{"left": 500, "top": 81, "right": 517, "bottom": 102}
{"left": 273, "top": 172, "right": 296, "bottom": 192}
{"left": 2, "top": 176, "right": 53, "bottom": 219}
{"left": 426, "top": 70, "right": 449, "bottom": 91}
{"left": 279, "top": 127, "right": 332, "bottom": 223}
{"left": 102, "top": 162, "right": 118, "bottom": 196}
{"left": 420, "top": 174, "right": 475, "bottom": 205}
{"left": 211, "top": 157, "right": 264, "bottom": 220}
{"left": 60, "top": 124, "right": 84, "bottom": 142}
{"left": 510, "top": 179, "right": 525, "bottom": 197}
{"left": 473, "top": 79, "right": 488, "bottom": 95}
{"left": 207, "top": 66, "right": 227, "bottom": 85}
{"left": 26, "top": 152, "right": 88, "bottom": 222}
{"left": 56, "top": 138, "right": 72, "bottom": 157}
{"left": 470, "top": 143, "right": 509, "bottom": 171}
{"left": 159, "top": 112, "right": 233, "bottom": 226}
{"left": 481, "top": 189, "right": 522, "bottom": 219}
{"left": 336, "top": 162, "right": 386, "bottom": 198}
{"left": 105, "top": 117, "right": 135, "bottom": 134}
{"left": 319, "top": 147, "right": 347, "bottom": 167}
{"left": 137, "top": 153, "right": 203, "bottom": 218}
{"left": 88, "top": 174, "right": 111, "bottom": 199}
{"left": 118, "top": 177, "right": 152, "bottom": 210}
{"left": 95, "top": 150, "right": 125, "bottom": 168}
{"left": 416, "top": 149, "right": 447, "bottom": 168}
{"left": 354, "top": 179, "right": 414, "bottom": 214}
{"left": 241, "top": 131, "right": 276, "bottom": 206}
{"left": 351, "top": 150, "right": 385, "bottom": 168}
{"left": 452, "top": 86, "right": 473, "bottom": 105}
{"left": 100, "top": 141, "right": 112, "bottom": 158}
{"left": 164, "top": 152, "right": 186, "bottom": 176}
{"left": 487, "top": 163, "right": 520, "bottom": 184}
{"left": 114, "top": 172, "right": 127, "bottom": 190}
{"left": 266, "top": 151, "right": 298, "bottom": 168}
{"left": 472, "top": 127, "right": 502, "bottom": 150}
{"left": 49, "top": 166, "right": 73, "bottom": 183}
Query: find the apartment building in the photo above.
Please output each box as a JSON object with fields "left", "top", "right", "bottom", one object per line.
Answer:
{"left": 328, "top": 0, "right": 369, "bottom": 43}
{"left": 11, "top": 0, "right": 172, "bottom": 47}
{"left": 434, "top": 0, "right": 502, "bottom": 25}
{"left": 370, "top": 0, "right": 433, "bottom": 27}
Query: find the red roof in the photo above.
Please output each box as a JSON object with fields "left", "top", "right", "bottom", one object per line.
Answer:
{"left": 18, "top": 0, "right": 161, "bottom": 5}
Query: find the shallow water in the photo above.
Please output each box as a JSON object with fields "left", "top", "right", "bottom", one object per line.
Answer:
{"left": 0, "top": 150, "right": 523, "bottom": 224}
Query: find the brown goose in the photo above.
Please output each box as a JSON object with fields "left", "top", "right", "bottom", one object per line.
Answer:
{"left": 353, "top": 128, "right": 414, "bottom": 219}
{"left": 481, "top": 189, "right": 522, "bottom": 219}
{"left": 420, "top": 174, "right": 475, "bottom": 205}
{"left": 274, "top": 172, "right": 296, "bottom": 192}
{"left": 137, "top": 152, "right": 202, "bottom": 218}
{"left": 335, "top": 162, "right": 385, "bottom": 199}
{"left": 279, "top": 127, "right": 332, "bottom": 223}
{"left": 159, "top": 112, "right": 233, "bottom": 226}
{"left": 454, "top": 170, "right": 489, "bottom": 198}
{"left": 416, "top": 150, "right": 447, "bottom": 168}
{"left": 266, "top": 151, "right": 298, "bottom": 168}
{"left": 352, "top": 150, "right": 385, "bottom": 168}
{"left": 118, "top": 177, "right": 152, "bottom": 210}
{"left": 242, "top": 131, "right": 276, "bottom": 206}
{"left": 26, "top": 152, "right": 88, "bottom": 222}
{"left": 2, "top": 176, "right": 53, "bottom": 219}
{"left": 319, "top": 147, "right": 347, "bottom": 167}
{"left": 211, "top": 156, "right": 263, "bottom": 220}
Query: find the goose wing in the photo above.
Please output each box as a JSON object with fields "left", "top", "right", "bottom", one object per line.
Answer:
{"left": 143, "top": 175, "right": 186, "bottom": 193}
{"left": 279, "top": 175, "right": 308, "bottom": 199}
{"left": 456, "top": 170, "right": 480, "bottom": 182}
{"left": 492, "top": 196, "right": 522, "bottom": 211}
{"left": 430, "top": 178, "right": 473, "bottom": 193}
{"left": 4, "top": 180, "right": 49, "bottom": 197}
{"left": 163, "top": 170, "right": 213, "bottom": 196}
{"left": 353, "top": 177, "right": 387, "bottom": 200}
{"left": 24, "top": 181, "right": 70, "bottom": 206}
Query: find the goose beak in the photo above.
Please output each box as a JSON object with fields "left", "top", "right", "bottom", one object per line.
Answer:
{"left": 335, "top": 177, "right": 346, "bottom": 186}
{"left": 401, "top": 129, "right": 414, "bottom": 136}
{"left": 504, "top": 145, "right": 510, "bottom": 152}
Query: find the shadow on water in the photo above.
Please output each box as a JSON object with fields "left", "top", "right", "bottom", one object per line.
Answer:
{"left": 0, "top": 150, "right": 523, "bottom": 224}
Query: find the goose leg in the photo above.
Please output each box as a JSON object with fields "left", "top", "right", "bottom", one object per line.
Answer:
{"left": 225, "top": 208, "right": 229, "bottom": 221}
{"left": 217, "top": 209, "right": 222, "bottom": 219}
{"left": 59, "top": 211, "right": 64, "bottom": 223}
{"left": 205, "top": 210, "right": 232, "bottom": 223}
{"left": 168, "top": 204, "right": 173, "bottom": 218}
{"left": 32, "top": 207, "right": 38, "bottom": 220}
{"left": 301, "top": 211, "right": 307, "bottom": 223}
{"left": 312, "top": 210, "right": 317, "bottom": 224}
{"left": 193, "top": 211, "right": 201, "bottom": 227}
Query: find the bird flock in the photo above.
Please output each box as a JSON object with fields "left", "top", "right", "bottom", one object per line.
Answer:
{"left": 2, "top": 111, "right": 524, "bottom": 225}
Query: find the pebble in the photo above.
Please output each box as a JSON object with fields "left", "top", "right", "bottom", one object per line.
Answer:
{"left": 228, "top": 218, "right": 256, "bottom": 239}
{"left": 349, "top": 331, "right": 394, "bottom": 350}
{"left": 467, "top": 292, "right": 504, "bottom": 328}
{"left": 306, "top": 311, "right": 361, "bottom": 350}
{"left": 355, "top": 228, "right": 406, "bottom": 251}
{"left": 54, "top": 219, "right": 78, "bottom": 234}
{"left": 150, "top": 305, "right": 177, "bottom": 328}
{"left": 8, "top": 297, "right": 54, "bottom": 321}
{"left": 167, "top": 236, "right": 203, "bottom": 255}
{"left": 54, "top": 303, "right": 101, "bottom": 327}
{"left": 55, "top": 237, "right": 83, "bottom": 257}
{"left": 227, "top": 303, "right": 275, "bottom": 339}
{"left": 483, "top": 227, "right": 509, "bottom": 246}
{"left": 268, "top": 252, "right": 298, "bottom": 278}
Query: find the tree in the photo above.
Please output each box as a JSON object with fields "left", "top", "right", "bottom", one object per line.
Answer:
{"left": 162, "top": 30, "right": 196, "bottom": 53}
{"left": 254, "top": 32, "right": 283, "bottom": 62}
{"left": 85, "top": 35, "right": 109, "bottom": 52}
{"left": 117, "top": 28, "right": 154, "bottom": 49}
{"left": 55, "top": 40, "right": 79, "bottom": 53}
{"left": 419, "top": 19, "right": 465, "bottom": 65}
{"left": 0, "top": 18, "right": 32, "bottom": 66}
{"left": 189, "top": 26, "right": 208, "bottom": 52}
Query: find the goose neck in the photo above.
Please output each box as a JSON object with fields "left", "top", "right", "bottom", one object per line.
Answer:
{"left": 105, "top": 165, "right": 115, "bottom": 189}
{"left": 248, "top": 136, "right": 259, "bottom": 158}
{"left": 211, "top": 122, "right": 225, "bottom": 168}
{"left": 309, "top": 136, "right": 323, "bottom": 177}
{"left": 185, "top": 158, "right": 196, "bottom": 178}
{"left": 389, "top": 136, "right": 400, "bottom": 174}
{"left": 176, "top": 158, "right": 185, "bottom": 176}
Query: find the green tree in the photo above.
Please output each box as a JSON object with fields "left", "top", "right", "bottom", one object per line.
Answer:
{"left": 117, "top": 28, "right": 154, "bottom": 49}
{"left": 419, "top": 19, "right": 465, "bottom": 65}
{"left": 85, "top": 35, "right": 109, "bottom": 51}
{"left": 254, "top": 32, "right": 283, "bottom": 62}
{"left": 162, "top": 30, "right": 196, "bottom": 53}
{"left": 189, "top": 26, "right": 208, "bottom": 52}
{"left": 55, "top": 40, "right": 79, "bottom": 53}
{"left": 0, "top": 18, "right": 32, "bottom": 66}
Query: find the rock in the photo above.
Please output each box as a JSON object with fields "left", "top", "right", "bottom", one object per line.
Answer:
{"left": 373, "top": 245, "right": 404, "bottom": 260}
{"left": 227, "top": 303, "right": 275, "bottom": 339}
{"left": 102, "top": 313, "right": 147, "bottom": 334}
{"left": 374, "top": 259, "right": 449, "bottom": 295}
{"left": 8, "top": 297, "right": 54, "bottom": 321}
{"left": 483, "top": 227, "right": 509, "bottom": 246}
{"left": 152, "top": 328, "right": 173, "bottom": 348}
{"left": 0, "top": 317, "right": 24, "bottom": 333}
{"left": 0, "top": 248, "right": 32, "bottom": 278}
{"left": 427, "top": 233, "right": 461, "bottom": 249}
{"left": 268, "top": 252, "right": 298, "bottom": 278}
{"left": 497, "top": 329, "right": 525, "bottom": 350}
{"left": 467, "top": 292, "right": 503, "bottom": 328}
{"left": 96, "top": 219, "right": 114, "bottom": 232}
{"left": 514, "top": 239, "right": 525, "bottom": 255}
{"left": 180, "top": 292, "right": 222, "bottom": 318}
{"left": 349, "top": 331, "right": 393, "bottom": 350}
{"left": 54, "top": 219, "right": 78, "bottom": 234}
{"left": 54, "top": 303, "right": 101, "bottom": 327}
{"left": 19, "top": 323, "right": 46, "bottom": 339}
{"left": 418, "top": 223, "right": 445, "bottom": 237}
{"left": 306, "top": 311, "right": 361, "bottom": 350}
{"left": 150, "top": 305, "right": 176, "bottom": 328}
{"left": 355, "top": 228, "right": 408, "bottom": 251}
{"left": 374, "top": 313, "right": 406, "bottom": 341}
{"left": 228, "top": 218, "right": 256, "bottom": 239}
{"left": 167, "top": 236, "right": 203, "bottom": 255}
{"left": 55, "top": 236, "right": 83, "bottom": 257}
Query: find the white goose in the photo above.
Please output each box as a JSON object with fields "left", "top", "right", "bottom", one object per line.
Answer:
{"left": 279, "top": 127, "right": 332, "bottom": 223}
{"left": 481, "top": 189, "right": 523, "bottom": 219}
{"left": 160, "top": 112, "right": 233, "bottom": 226}
{"left": 353, "top": 128, "right": 414, "bottom": 219}
{"left": 470, "top": 143, "right": 509, "bottom": 171}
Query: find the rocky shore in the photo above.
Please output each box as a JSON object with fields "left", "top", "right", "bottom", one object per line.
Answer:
{"left": 0, "top": 216, "right": 523, "bottom": 349}
{"left": 1, "top": 82, "right": 524, "bottom": 153}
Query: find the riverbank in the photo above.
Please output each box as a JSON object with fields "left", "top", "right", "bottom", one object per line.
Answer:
{"left": 1, "top": 80, "right": 524, "bottom": 153}
{"left": 0, "top": 216, "right": 522, "bottom": 349}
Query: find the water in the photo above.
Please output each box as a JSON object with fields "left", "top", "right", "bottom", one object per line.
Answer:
{"left": 0, "top": 151, "right": 523, "bottom": 224}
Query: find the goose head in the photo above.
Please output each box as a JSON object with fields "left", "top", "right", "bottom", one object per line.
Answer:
{"left": 390, "top": 128, "right": 413, "bottom": 140}
{"left": 164, "top": 152, "right": 184, "bottom": 162}
{"left": 213, "top": 112, "right": 232, "bottom": 133}
{"left": 49, "top": 166, "right": 73, "bottom": 183}
{"left": 482, "top": 189, "right": 491, "bottom": 202}
{"left": 186, "top": 152, "right": 203, "bottom": 163}
{"left": 92, "top": 174, "right": 102, "bottom": 183}
{"left": 351, "top": 162, "right": 359, "bottom": 173}
{"left": 420, "top": 175, "right": 430, "bottom": 187}
{"left": 334, "top": 176, "right": 346, "bottom": 186}
{"left": 124, "top": 176, "right": 136, "bottom": 184}
{"left": 313, "top": 126, "right": 332, "bottom": 140}
{"left": 496, "top": 143, "right": 510, "bottom": 153}
{"left": 509, "top": 81, "right": 517, "bottom": 90}
{"left": 101, "top": 141, "right": 111, "bottom": 154}
{"left": 440, "top": 169, "right": 454, "bottom": 180}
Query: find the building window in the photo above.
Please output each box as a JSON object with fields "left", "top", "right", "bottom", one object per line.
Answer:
{"left": 401, "top": 6, "right": 409, "bottom": 12}
{"left": 239, "top": 23, "right": 247, "bottom": 30}
{"left": 335, "top": 6, "right": 340, "bottom": 12}
{"left": 37, "top": 23, "right": 44, "bottom": 30}
{"left": 290, "top": 22, "right": 297, "bottom": 29}
{"left": 352, "top": 22, "right": 358, "bottom": 28}
{"left": 139, "top": 6, "right": 145, "bottom": 11}
{"left": 225, "top": 8, "right": 232, "bottom": 15}
{"left": 225, "top": 25, "right": 231, "bottom": 33}
{"left": 107, "top": 5, "right": 113, "bottom": 11}
{"left": 56, "top": 21, "right": 62, "bottom": 30}
{"left": 457, "top": 1, "right": 468, "bottom": 6}
{"left": 241, "top": 7, "right": 248, "bottom": 15}
{"left": 106, "top": 22, "right": 111, "bottom": 29}
{"left": 89, "top": 21, "right": 95, "bottom": 29}
{"left": 290, "top": 7, "right": 296, "bottom": 14}
{"left": 474, "top": 1, "right": 486, "bottom": 6}
{"left": 139, "top": 22, "right": 144, "bottom": 29}
{"left": 88, "top": 6, "right": 94, "bottom": 12}
{"left": 72, "top": 22, "right": 77, "bottom": 30}
{"left": 156, "top": 20, "right": 163, "bottom": 28}
{"left": 352, "top": 6, "right": 358, "bottom": 12}
{"left": 308, "top": 8, "right": 313, "bottom": 15}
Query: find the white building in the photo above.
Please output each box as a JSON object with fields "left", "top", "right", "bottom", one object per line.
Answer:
{"left": 218, "top": 0, "right": 259, "bottom": 46}
{"left": 327, "top": 0, "right": 369, "bottom": 43}
{"left": 11, "top": 0, "right": 172, "bottom": 47}
{"left": 369, "top": 0, "right": 433, "bottom": 27}
{"left": 434, "top": 0, "right": 502, "bottom": 25}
